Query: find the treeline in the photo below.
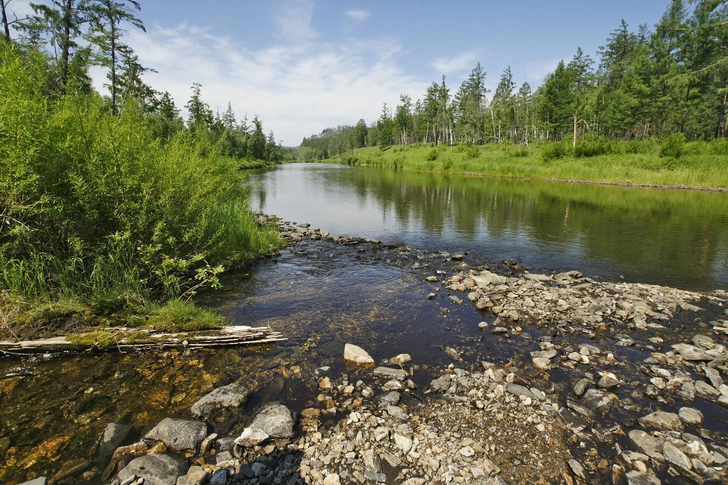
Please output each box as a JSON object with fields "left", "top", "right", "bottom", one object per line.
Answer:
{"left": 300, "top": 0, "right": 728, "bottom": 159}
{"left": 0, "top": 1, "right": 282, "bottom": 309}
{"left": 0, "top": 0, "right": 285, "bottom": 163}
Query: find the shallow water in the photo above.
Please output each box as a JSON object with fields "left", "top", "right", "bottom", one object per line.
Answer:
{"left": 2, "top": 165, "right": 728, "bottom": 484}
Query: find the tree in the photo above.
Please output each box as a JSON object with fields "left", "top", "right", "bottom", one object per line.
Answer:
{"left": 249, "top": 115, "right": 266, "bottom": 160}
{"left": 455, "top": 63, "right": 488, "bottom": 143}
{"left": 185, "top": 83, "right": 213, "bottom": 130}
{"left": 86, "top": 0, "right": 145, "bottom": 114}
{"left": 377, "top": 103, "right": 394, "bottom": 149}
{"left": 491, "top": 66, "right": 516, "bottom": 142}
{"left": 151, "top": 91, "right": 183, "bottom": 142}
{"left": 394, "top": 95, "right": 413, "bottom": 146}
{"left": 536, "top": 61, "right": 575, "bottom": 139}
{"left": 353, "top": 119, "right": 367, "bottom": 148}
{"left": 18, "top": 0, "right": 90, "bottom": 85}
{"left": 567, "top": 48, "right": 595, "bottom": 145}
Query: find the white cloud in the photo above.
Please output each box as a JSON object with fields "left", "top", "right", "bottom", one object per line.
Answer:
{"left": 346, "top": 9, "right": 371, "bottom": 22}
{"left": 432, "top": 50, "right": 481, "bottom": 76}
{"left": 98, "top": 23, "right": 427, "bottom": 146}
{"left": 274, "top": 0, "right": 318, "bottom": 42}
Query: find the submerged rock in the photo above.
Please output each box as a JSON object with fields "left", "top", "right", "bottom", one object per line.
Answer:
{"left": 115, "top": 453, "right": 187, "bottom": 485}
{"left": 344, "top": 343, "right": 375, "bottom": 365}
{"left": 190, "top": 382, "right": 251, "bottom": 419}
{"left": 145, "top": 418, "right": 207, "bottom": 452}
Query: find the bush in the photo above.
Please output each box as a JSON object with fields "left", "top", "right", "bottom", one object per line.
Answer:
{"left": 625, "top": 138, "right": 654, "bottom": 154}
{"left": 426, "top": 148, "right": 439, "bottom": 161}
{"left": 660, "top": 134, "right": 686, "bottom": 158}
{"left": 574, "top": 138, "right": 615, "bottom": 158}
{"left": 465, "top": 145, "right": 480, "bottom": 159}
{"left": 508, "top": 145, "right": 529, "bottom": 158}
{"left": 541, "top": 142, "right": 571, "bottom": 162}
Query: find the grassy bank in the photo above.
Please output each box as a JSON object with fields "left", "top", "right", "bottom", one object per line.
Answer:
{"left": 0, "top": 41, "right": 283, "bottom": 340}
{"left": 325, "top": 139, "right": 728, "bottom": 189}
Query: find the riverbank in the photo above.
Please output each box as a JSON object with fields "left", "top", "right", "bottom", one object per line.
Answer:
{"left": 4, "top": 220, "right": 728, "bottom": 484}
{"left": 320, "top": 143, "right": 728, "bottom": 191}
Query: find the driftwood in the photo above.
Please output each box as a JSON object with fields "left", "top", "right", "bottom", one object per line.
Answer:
{"left": 0, "top": 325, "right": 287, "bottom": 354}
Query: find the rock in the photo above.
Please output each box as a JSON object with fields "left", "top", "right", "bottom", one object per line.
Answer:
{"left": 568, "top": 459, "right": 586, "bottom": 480}
{"left": 678, "top": 407, "right": 703, "bottom": 426}
{"left": 663, "top": 441, "right": 692, "bottom": 471}
{"left": 99, "top": 423, "right": 132, "bottom": 459}
{"left": 249, "top": 402, "right": 296, "bottom": 439}
{"left": 177, "top": 466, "right": 208, "bottom": 485}
{"left": 116, "top": 453, "right": 188, "bottom": 485}
{"left": 401, "top": 479, "right": 426, "bottom": 485}
{"left": 389, "top": 353, "right": 412, "bottom": 365}
{"left": 695, "top": 380, "right": 721, "bottom": 400}
{"left": 628, "top": 430, "right": 665, "bottom": 462}
{"left": 19, "top": 478, "right": 47, "bottom": 485}
{"left": 145, "top": 418, "right": 207, "bottom": 452}
{"left": 430, "top": 374, "right": 452, "bottom": 393}
{"left": 323, "top": 474, "right": 341, "bottom": 485}
{"left": 532, "top": 357, "right": 550, "bottom": 370}
{"left": 318, "top": 376, "right": 333, "bottom": 390}
{"left": 363, "top": 448, "right": 381, "bottom": 473}
{"left": 471, "top": 270, "right": 508, "bottom": 287}
{"left": 673, "top": 344, "right": 713, "bottom": 361}
{"left": 638, "top": 411, "right": 683, "bottom": 432}
{"left": 505, "top": 383, "right": 537, "bottom": 401}
{"left": 234, "top": 427, "right": 269, "bottom": 447}
{"left": 693, "top": 334, "right": 715, "bottom": 349}
{"left": 386, "top": 405, "right": 409, "bottom": 421}
{"left": 394, "top": 434, "right": 413, "bottom": 453}
{"left": 374, "top": 391, "right": 401, "bottom": 406}
{"left": 209, "top": 469, "right": 227, "bottom": 485}
{"left": 373, "top": 366, "right": 408, "bottom": 380}
{"left": 344, "top": 343, "right": 375, "bottom": 365}
{"left": 190, "top": 383, "right": 251, "bottom": 419}
{"left": 704, "top": 367, "right": 723, "bottom": 389}
{"left": 574, "top": 378, "right": 590, "bottom": 397}
{"left": 598, "top": 373, "right": 620, "bottom": 389}
{"left": 625, "top": 470, "right": 661, "bottom": 485}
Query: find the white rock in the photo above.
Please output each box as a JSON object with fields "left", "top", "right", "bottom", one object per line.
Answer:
{"left": 344, "top": 344, "right": 374, "bottom": 365}
{"left": 234, "top": 427, "right": 269, "bottom": 447}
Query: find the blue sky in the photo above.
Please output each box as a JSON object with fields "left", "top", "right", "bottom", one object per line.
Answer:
{"left": 9, "top": 0, "right": 673, "bottom": 145}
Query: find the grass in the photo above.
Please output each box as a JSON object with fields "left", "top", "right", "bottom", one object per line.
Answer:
{"left": 324, "top": 139, "right": 728, "bottom": 190}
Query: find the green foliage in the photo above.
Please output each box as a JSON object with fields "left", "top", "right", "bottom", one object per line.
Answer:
{"left": 146, "top": 300, "right": 222, "bottom": 332}
{"left": 660, "top": 133, "right": 686, "bottom": 158}
{"left": 426, "top": 148, "right": 439, "bottom": 161}
{"left": 0, "top": 41, "right": 281, "bottom": 305}
{"left": 542, "top": 142, "right": 571, "bottom": 161}
{"left": 507, "top": 145, "right": 529, "bottom": 158}
{"left": 574, "top": 138, "right": 618, "bottom": 158}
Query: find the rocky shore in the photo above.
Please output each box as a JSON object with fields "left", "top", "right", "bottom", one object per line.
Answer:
{"left": 15, "top": 218, "right": 728, "bottom": 485}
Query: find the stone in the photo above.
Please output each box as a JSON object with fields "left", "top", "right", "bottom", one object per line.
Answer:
{"left": 628, "top": 430, "right": 665, "bottom": 462}
{"left": 663, "top": 441, "right": 692, "bottom": 471}
{"left": 574, "top": 378, "right": 590, "bottom": 397}
{"left": 209, "top": 469, "right": 227, "bottom": 485}
{"left": 505, "top": 383, "right": 537, "bottom": 400}
{"left": 568, "top": 459, "right": 586, "bottom": 480}
{"left": 363, "top": 448, "right": 381, "bottom": 473}
{"left": 323, "top": 474, "right": 341, "bottom": 485}
{"left": 116, "top": 453, "right": 188, "bottom": 485}
{"left": 344, "top": 344, "right": 375, "bottom": 365}
{"left": 374, "top": 391, "right": 401, "bottom": 406}
{"left": 401, "top": 479, "right": 426, "bottom": 485}
{"left": 249, "top": 402, "right": 296, "bottom": 439}
{"left": 672, "top": 344, "right": 713, "bottom": 361}
{"left": 234, "top": 427, "right": 269, "bottom": 447}
{"left": 471, "top": 271, "right": 508, "bottom": 287}
{"left": 145, "top": 418, "right": 207, "bottom": 452}
{"left": 390, "top": 353, "right": 412, "bottom": 365}
{"left": 625, "top": 470, "right": 661, "bottom": 485}
{"left": 19, "top": 478, "right": 48, "bottom": 485}
{"left": 598, "top": 373, "right": 620, "bottom": 389}
{"left": 190, "top": 382, "right": 251, "bottom": 419}
{"left": 99, "top": 423, "right": 132, "bottom": 459}
{"left": 532, "top": 357, "right": 550, "bottom": 370}
{"left": 695, "top": 380, "right": 721, "bottom": 400}
{"left": 373, "top": 366, "right": 408, "bottom": 380}
{"left": 386, "top": 405, "right": 409, "bottom": 421}
{"left": 678, "top": 407, "right": 703, "bottom": 426}
{"left": 693, "top": 334, "right": 715, "bottom": 349}
{"left": 394, "top": 433, "right": 413, "bottom": 453}
{"left": 704, "top": 367, "right": 723, "bottom": 389}
{"left": 178, "top": 466, "right": 208, "bottom": 485}
{"left": 638, "top": 411, "right": 683, "bottom": 432}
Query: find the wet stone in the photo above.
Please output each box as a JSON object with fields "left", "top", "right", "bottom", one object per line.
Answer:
{"left": 373, "top": 366, "right": 408, "bottom": 380}
{"left": 249, "top": 403, "right": 296, "bottom": 439}
{"left": 574, "top": 378, "right": 590, "bottom": 397}
{"left": 190, "top": 382, "right": 251, "bottom": 420}
{"left": 638, "top": 411, "right": 683, "bottom": 432}
{"left": 116, "top": 453, "right": 187, "bottom": 485}
{"left": 678, "top": 407, "right": 704, "bottom": 426}
{"left": 99, "top": 422, "right": 132, "bottom": 459}
{"left": 144, "top": 418, "right": 207, "bottom": 452}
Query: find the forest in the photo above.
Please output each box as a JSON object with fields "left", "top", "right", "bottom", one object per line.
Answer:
{"left": 0, "top": 0, "right": 284, "bottom": 328}
{"left": 299, "top": 0, "right": 728, "bottom": 161}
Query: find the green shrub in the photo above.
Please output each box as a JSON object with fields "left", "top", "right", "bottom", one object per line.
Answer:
{"left": 465, "top": 145, "right": 480, "bottom": 159}
{"left": 541, "top": 142, "right": 571, "bottom": 162}
{"left": 574, "top": 138, "right": 615, "bottom": 158}
{"left": 660, "top": 134, "right": 686, "bottom": 158}
{"left": 426, "top": 148, "right": 439, "bottom": 161}
{"left": 508, "top": 145, "right": 529, "bottom": 158}
{"left": 625, "top": 138, "right": 654, "bottom": 154}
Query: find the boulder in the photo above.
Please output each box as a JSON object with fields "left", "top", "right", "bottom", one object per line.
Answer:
{"left": 249, "top": 403, "right": 296, "bottom": 439}
{"left": 234, "top": 427, "right": 269, "bottom": 447}
{"left": 116, "top": 453, "right": 187, "bottom": 485}
{"left": 638, "top": 411, "right": 683, "bottom": 432}
{"left": 190, "top": 383, "right": 251, "bottom": 419}
{"left": 628, "top": 430, "right": 665, "bottom": 463}
{"left": 373, "top": 366, "right": 408, "bottom": 380}
{"left": 145, "top": 418, "right": 207, "bottom": 452}
{"left": 344, "top": 344, "right": 375, "bottom": 365}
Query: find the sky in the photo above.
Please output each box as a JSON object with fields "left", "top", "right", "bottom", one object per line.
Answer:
{"left": 7, "top": 0, "right": 674, "bottom": 146}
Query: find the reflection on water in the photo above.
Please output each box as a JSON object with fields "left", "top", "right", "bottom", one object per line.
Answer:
{"left": 250, "top": 163, "right": 728, "bottom": 291}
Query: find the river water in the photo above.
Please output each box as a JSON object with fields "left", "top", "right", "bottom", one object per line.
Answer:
{"left": 1, "top": 163, "right": 727, "bottom": 484}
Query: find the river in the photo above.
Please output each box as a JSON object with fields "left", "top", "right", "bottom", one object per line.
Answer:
{"left": 1, "top": 163, "right": 727, "bottom": 484}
